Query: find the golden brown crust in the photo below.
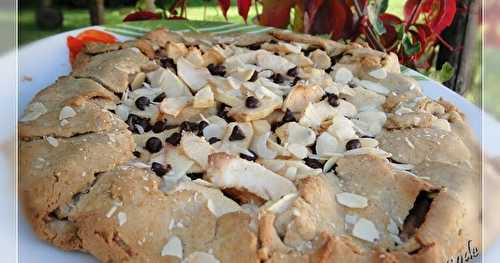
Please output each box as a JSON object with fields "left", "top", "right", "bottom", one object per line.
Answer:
{"left": 19, "top": 27, "right": 481, "bottom": 263}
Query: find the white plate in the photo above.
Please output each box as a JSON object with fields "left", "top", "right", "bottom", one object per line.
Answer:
{"left": 10, "top": 26, "right": 498, "bottom": 262}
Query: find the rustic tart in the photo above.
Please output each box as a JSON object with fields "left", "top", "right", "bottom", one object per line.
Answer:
{"left": 19, "top": 28, "right": 481, "bottom": 262}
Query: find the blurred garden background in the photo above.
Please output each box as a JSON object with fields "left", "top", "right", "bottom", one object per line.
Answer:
{"left": 18, "top": 0, "right": 490, "bottom": 117}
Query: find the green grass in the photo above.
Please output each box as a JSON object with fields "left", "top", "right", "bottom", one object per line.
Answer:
{"left": 18, "top": 0, "right": 406, "bottom": 45}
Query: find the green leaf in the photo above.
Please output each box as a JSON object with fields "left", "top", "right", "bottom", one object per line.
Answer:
{"left": 395, "top": 24, "right": 405, "bottom": 40}
{"left": 430, "top": 62, "right": 455, "bottom": 83}
{"left": 367, "top": 4, "right": 386, "bottom": 36}
{"left": 402, "top": 34, "right": 420, "bottom": 56}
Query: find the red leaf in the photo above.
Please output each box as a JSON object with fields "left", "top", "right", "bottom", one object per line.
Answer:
{"left": 305, "top": 0, "right": 325, "bottom": 24}
{"left": 378, "top": 14, "right": 403, "bottom": 50}
{"left": 259, "top": 0, "right": 294, "bottom": 28}
{"left": 404, "top": 0, "right": 457, "bottom": 35}
{"left": 403, "top": 0, "right": 422, "bottom": 22}
{"left": 427, "top": 0, "right": 457, "bottom": 34}
{"left": 123, "top": 11, "right": 162, "bottom": 22}
{"left": 218, "top": 0, "right": 231, "bottom": 20}
{"left": 309, "top": 0, "right": 352, "bottom": 40}
{"left": 237, "top": 0, "right": 252, "bottom": 23}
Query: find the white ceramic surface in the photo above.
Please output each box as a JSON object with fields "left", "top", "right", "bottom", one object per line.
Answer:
{"left": 11, "top": 26, "right": 499, "bottom": 262}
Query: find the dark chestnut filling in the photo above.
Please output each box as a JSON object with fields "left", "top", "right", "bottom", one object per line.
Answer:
{"left": 400, "top": 190, "right": 438, "bottom": 241}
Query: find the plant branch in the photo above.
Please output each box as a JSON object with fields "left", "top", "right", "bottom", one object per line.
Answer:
{"left": 405, "top": 0, "right": 424, "bottom": 31}
{"left": 352, "top": 0, "right": 385, "bottom": 52}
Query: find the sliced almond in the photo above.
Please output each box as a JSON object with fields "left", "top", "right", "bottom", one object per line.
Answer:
{"left": 352, "top": 218, "right": 379, "bottom": 243}
{"left": 59, "top": 106, "right": 77, "bottom": 120}
{"left": 335, "top": 192, "right": 368, "bottom": 208}
{"left": 46, "top": 136, "right": 59, "bottom": 147}
{"left": 161, "top": 235, "right": 183, "bottom": 258}
{"left": 20, "top": 102, "right": 48, "bottom": 122}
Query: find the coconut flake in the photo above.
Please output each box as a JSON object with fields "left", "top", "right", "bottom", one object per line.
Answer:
{"left": 335, "top": 67, "right": 353, "bottom": 84}
{"left": 352, "top": 218, "right": 380, "bottom": 243}
{"left": 46, "top": 136, "right": 59, "bottom": 147}
{"left": 161, "top": 236, "right": 183, "bottom": 258}
{"left": 117, "top": 212, "right": 127, "bottom": 226}
{"left": 59, "top": 106, "right": 77, "bottom": 120}
{"left": 368, "top": 68, "right": 387, "bottom": 79}
{"left": 344, "top": 147, "right": 391, "bottom": 159}
{"left": 358, "top": 80, "right": 390, "bottom": 95}
{"left": 336, "top": 192, "right": 368, "bottom": 208}
{"left": 431, "top": 118, "right": 451, "bottom": 132}
{"left": 315, "top": 132, "right": 342, "bottom": 157}
{"left": 389, "top": 162, "right": 415, "bottom": 171}
{"left": 20, "top": 102, "right": 47, "bottom": 122}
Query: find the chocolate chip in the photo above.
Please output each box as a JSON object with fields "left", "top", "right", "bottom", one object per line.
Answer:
{"left": 186, "top": 172, "right": 204, "bottom": 180}
{"left": 246, "top": 43, "right": 261, "bottom": 50}
{"left": 208, "top": 137, "right": 221, "bottom": 144}
{"left": 145, "top": 137, "right": 163, "bottom": 153}
{"left": 165, "top": 132, "right": 182, "bottom": 146}
{"left": 207, "top": 64, "right": 226, "bottom": 77}
{"left": 302, "top": 47, "right": 317, "bottom": 57}
{"left": 229, "top": 126, "right": 245, "bottom": 141}
{"left": 160, "top": 57, "right": 177, "bottom": 73}
{"left": 245, "top": 96, "right": 260, "bottom": 109}
{"left": 135, "top": 96, "right": 150, "bottom": 111}
{"left": 180, "top": 121, "right": 198, "bottom": 132}
{"left": 269, "top": 39, "right": 278, "bottom": 44}
{"left": 345, "top": 139, "right": 362, "bottom": 151}
{"left": 248, "top": 71, "right": 258, "bottom": 82}
{"left": 132, "top": 151, "right": 141, "bottom": 158}
{"left": 152, "top": 121, "right": 168, "bottom": 133}
{"left": 291, "top": 77, "right": 301, "bottom": 86}
{"left": 153, "top": 92, "right": 166, "bottom": 103}
{"left": 287, "top": 67, "right": 298, "bottom": 77}
{"left": 217, "top": 103, "right": 235, "bottom": 123}
{"left": 303, "top": 157, "right": 323, "bottom": 169}
{"left": 282, "top": 109, "right": 296, "bottom": 123}
{"left": 240, "top": 150, "right": 257, "bottom": 162}
{"left": 271, "top": 73, "right": 284, "bottom": 84}
{"left": 271, "top": 121, "right": 283, "bottom": 132}
{"left": 326, "top": 93, "right": 340, "bottom": 107}
{"left": 326, "top": 163, "right": 337, "bottom": 173}
{"left": 198, "top": 121, "right": 209, "bottom": 132}
{"left": 325, "top": 67, "right": 333, "bottom": 73}
{"left": 126, "top": 114, "right": 151, "bottom": 133}
{"left": 151, "top": 162, "right": 170, "bottom": 177}
{"left": 329, "top": 54, "right": 343, "bottom": 66}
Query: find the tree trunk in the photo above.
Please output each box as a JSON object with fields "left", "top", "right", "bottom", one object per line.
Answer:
{"left": 40, "top": 0, "right": 52, "bottom": 8}
{"left": 89, "top": 0, "right": 105, "bottom": 25}
{"left": 436, "top": 0, "right": 480, "bottom": 94}
{"left": 36, "top": 0, "right": 63, "bottom": 29}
